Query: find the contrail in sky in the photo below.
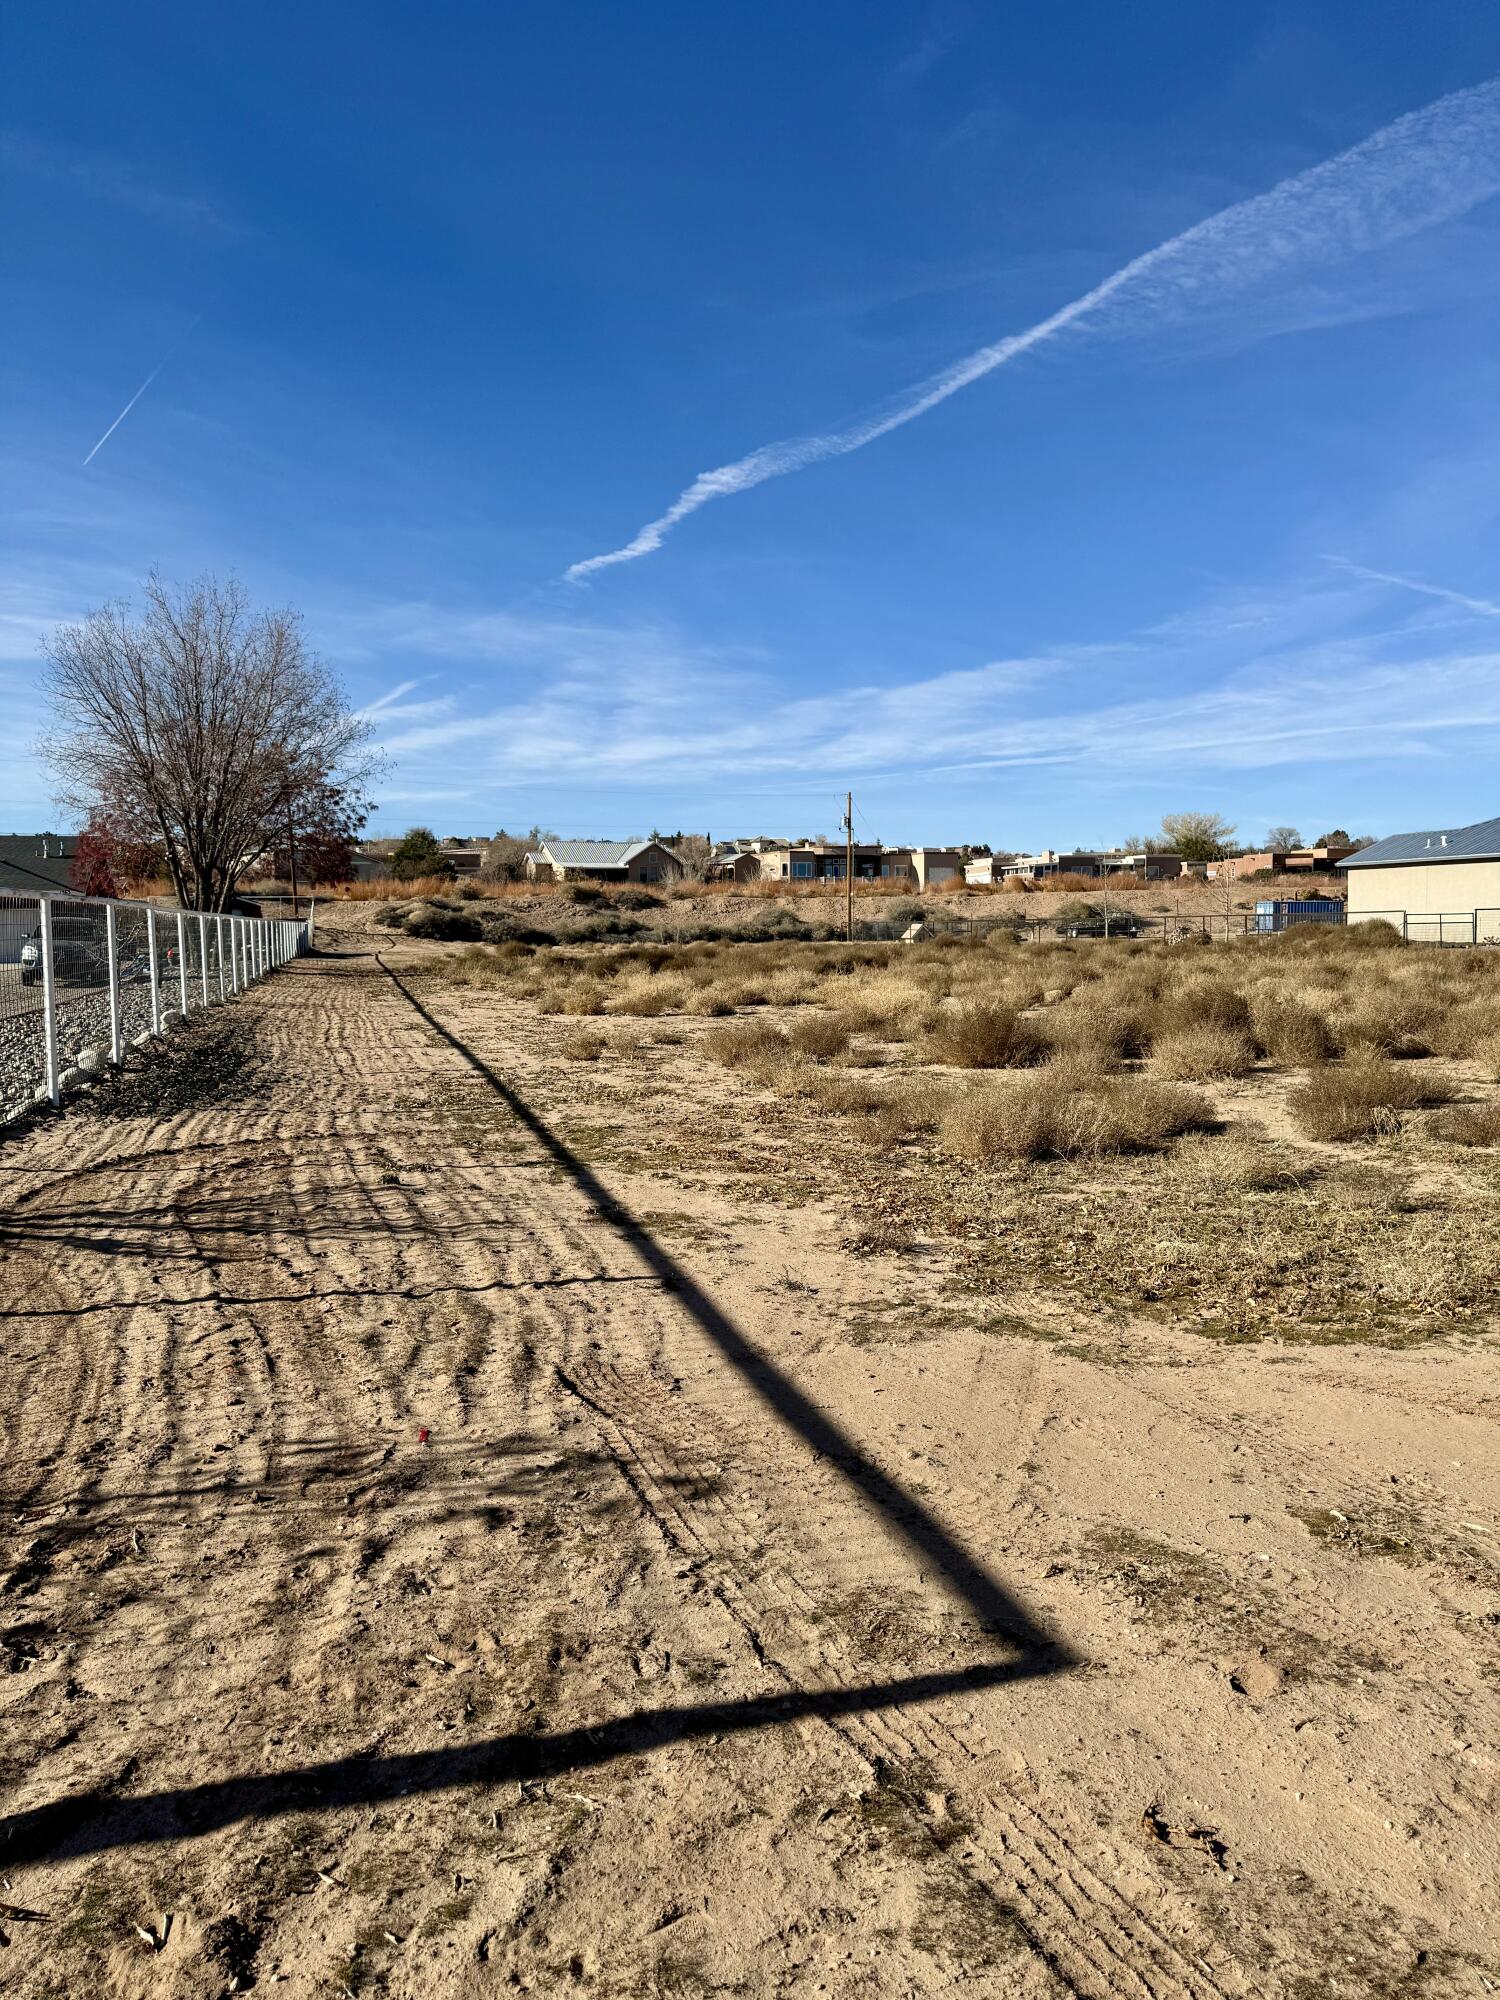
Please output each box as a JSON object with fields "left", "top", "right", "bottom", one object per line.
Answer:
{"left": 1320, "top": 555, "right": 1500, "bottom": 619}
{"left": 83, "top": 363, "right": 166, "bottom": 465}
{"left": 566, "top": 75, "right": 1500, "bottom": 580}
{"left": 82, "top": 314, "right": 201, "bottom": 466}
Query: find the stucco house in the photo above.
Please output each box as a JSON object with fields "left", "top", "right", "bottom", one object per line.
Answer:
{"left": 1339, "top": 817, "right": 1500, "bottom": 944}
{"left": 524, "top": 838, "right": 684, "bottom": 884}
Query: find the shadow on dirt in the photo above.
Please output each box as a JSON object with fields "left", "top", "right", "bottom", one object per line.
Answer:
{"left": 2, "top": 953, "right": 1075, "bottom": 1863}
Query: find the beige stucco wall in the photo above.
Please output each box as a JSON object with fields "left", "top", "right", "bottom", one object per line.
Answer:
{"left": 1346, "top": 860, "right": 1500, "bottom": 941}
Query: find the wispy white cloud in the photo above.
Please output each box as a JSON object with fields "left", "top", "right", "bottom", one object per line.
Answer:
{"left": 1, "top": 132, "right": 241, "bottom": 239}
{"left": 1319, "top": 554, "right": 1500, "bottom": 619}
{"left": 346, "top": 574, "right": 1500, "bottom": 813}
{"left": 566, "top": 75, "right": 1500, "bottom": 579}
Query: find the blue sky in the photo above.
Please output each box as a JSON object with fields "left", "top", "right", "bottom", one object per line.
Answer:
{"left": 5, "top": 3, "right": 1500, "bottom": 849}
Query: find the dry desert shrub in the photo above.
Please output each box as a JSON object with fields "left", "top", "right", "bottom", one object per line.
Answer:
{"left": 1338, "top": 995, "right": 1440, "bottom": 1059}
{"left": 610, "top": 973, "right": 688, "bottom": 1016}
{"left": 1288, "top": 1055, "right": 1449, "bottom": 1141}
{"left": 1147, "top": 980, "right": 1253, "bottom": 1041}
{"left": 1164, "top": 1131, "right": 1311, "bottom": 1194}
{"left": 703, "top": 1020, "right": 785, "bottom": 1069}
{"left": 856, "top": 1073, "right": 954, "bottom": 1150}
{"left": 926, "top": 1000, "right": 1045, "bottom": 1069}
{"left": 684, "top": 986, "right": 737, "bottom": 1017}
{"left": 788, "top": 1012, "right": 852, "bottom": 1061}
{"left": 939, "top": 1073, "right": 1213, "bottom": 1163}
{"left": 560, "top": 1028, "right": 608, "bottom": 1062}
{"left": 1151, "top": 1024, "right": 1256, "bottom": 1081}
{"left": 802, "top": 1071, "right": 878, "bottom": 1116}
{"left": 1430, "top": 998, "right": 1500, "bottom": 1058}
{"left": 1042, "top": 997, "right": 1146, "bottom": 1068}
{"left": 1432, "top": 1101, "right": 1500, "bottom": 1146}
{"left": 558, "top": 982, "right": 608, "bottom": 1017}
{"left": 822, "top": 972, "right": 933, "bottom": 1040}
{"left": 440, "top": 944, "right": 527, "bottom": 988}
{"left": 1253, "top": 997, "right": 1335, "bottom": 1067}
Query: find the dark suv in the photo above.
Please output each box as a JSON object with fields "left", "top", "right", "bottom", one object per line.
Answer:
{"left": 17, "top": 906, "right": 145, "bottom": 988}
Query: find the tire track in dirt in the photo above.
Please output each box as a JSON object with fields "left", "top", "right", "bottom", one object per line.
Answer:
{"left": 385, "top": 958, "right": 1255, "bottom": 2000}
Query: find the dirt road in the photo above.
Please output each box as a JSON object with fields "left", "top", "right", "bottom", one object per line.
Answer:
{"left": 2, "top": 946, "right": 1496, "bottom": 1996}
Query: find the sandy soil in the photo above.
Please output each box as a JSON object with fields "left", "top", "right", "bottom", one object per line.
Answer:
{"left": 1, "top": 926, "right": 1496, "bottom": 1998}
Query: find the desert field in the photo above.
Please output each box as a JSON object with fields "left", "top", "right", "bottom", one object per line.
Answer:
{"left": 2, "top": 896, "right": 1498, "bottom": 1997}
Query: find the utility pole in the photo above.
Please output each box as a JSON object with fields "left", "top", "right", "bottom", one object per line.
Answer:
{"left": 844, "top": 790, "right": 854, "bottom": 941}
{"left": 285, "top": 802, "right": 301, "bottom": 922}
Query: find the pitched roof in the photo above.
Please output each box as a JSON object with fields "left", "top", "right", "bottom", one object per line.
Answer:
{"left": 1339, "top": 816, "right": 1500, "bottom": 868}
{"left": 541, "top": 838, "right": 672, "bottom": 868}
{"left": 0, "top": 832, "right": 78, "bottom": 895}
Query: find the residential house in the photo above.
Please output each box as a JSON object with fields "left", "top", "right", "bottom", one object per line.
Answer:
{"left": 903, "top": 846, "right": 965, "bottom": 888}
{"left": 1339, "top": 817, "right": 1500, "bottom": 943}
{"left": 1206, "top": 845, "right": 1356, "bottom": 881}
{"left": 438, "top": 838, "right": 490, "bottom": 875}
{"left": 709, "top": 848, "right": 764, "bottom": 883}
{"left": 999, "top": 850, "right": 1105, "bottom": 881}
{"left": 524, "top": 838, "right": 685, "bottom": 884}
{"left": 1100, "top": 851, "right": 1185, "bottom": 882}
{"left": 0, "top": 832, "right": 80, "bottom": 897}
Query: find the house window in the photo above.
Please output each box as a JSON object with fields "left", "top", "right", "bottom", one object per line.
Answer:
{"left": 792, "top": 861, "right": 814, "bottom": 878}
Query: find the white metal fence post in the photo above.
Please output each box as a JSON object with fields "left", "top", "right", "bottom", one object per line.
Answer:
{"left": 39, "top": 897, "right": 60, "bottom": 1106}
{"left": 232, "top": 918, "right": 241, "bottom": 994}
{"left": 217, "top": 916, "right": 227, "bottom": 1002}
{"left": 199, "top": 913, "right": 210, "bottom": 1007}
{"left": 177, "top": 911, "right": 189, "bottom": 1016}
{"left": 105, "top": 900, "right": 122, "bottom": 1064}
{"left": 146, "top": 907, "right": 161, "bottom": 1035}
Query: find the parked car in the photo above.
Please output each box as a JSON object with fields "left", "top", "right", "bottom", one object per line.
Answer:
{"left": 1055, "top": 914, "right": 1148, "bottom": 939}
{"left": 17, "top": 908, "right": 165, "bottom": 987}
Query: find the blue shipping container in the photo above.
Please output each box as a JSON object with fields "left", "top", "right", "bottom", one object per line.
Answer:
{"left": 1255, "top": 898, "right": 1345, "bottom": 933}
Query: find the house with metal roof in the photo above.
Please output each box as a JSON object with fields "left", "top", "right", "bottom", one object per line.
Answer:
{"left": 1339, "top": 816, "right": 1500, "bottom": 943}
{"left": 0, "top": 832, "right": 80, "bottom": 897}
{"left": 524, "top": 838, "right": 684, "bottom": 884}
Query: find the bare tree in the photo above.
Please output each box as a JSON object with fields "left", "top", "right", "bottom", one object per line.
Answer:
{"left": 43, "top": 573, "right": 380, "bottom": 911}
{"left": 1264, "top": 825, "right": 1302, "bottom": 852}
{"left": 672, "top": 833, "right": 713, "bottom": 881}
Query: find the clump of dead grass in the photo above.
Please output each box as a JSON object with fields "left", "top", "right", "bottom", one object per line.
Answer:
{"left": 1253, "top": 998, "right": 1335, "bottom": 1067}
{"left": 560, "top": 1028, "right": 609, "bottom": 1062}
{"left": 939, "top": 1073, "right": 1214, "bottom": 1163}
{"left": 1164, "top": 1131, "right": 1313, "bottom": 1194}
{"left": 788, "top": 1012, "right": 853, "bottom": 1061}
{"left": 926, "top": 1000, "right": 1045, "bottom": 1069}
{"left": 703, "top": 1020, "right": 784, "bottom": 1069}
{"left": 1431, "top": 1101, "right": 1500, "bottom": 1147}
{"left": 1288, "top": 1055, "right": 1450, "bottom": 1141}
{"left": 1151, "top": 1024, "right": 1256, "bottom": 1081}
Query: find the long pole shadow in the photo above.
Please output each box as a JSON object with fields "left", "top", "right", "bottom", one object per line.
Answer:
{"left": 0, "top": 955, "right": 1075, "bottom": 1865}
{"left": 376, "top": 955, "right": 1069, "bottom": 1659}
{"left": 1, "top": 1661, "right": 1048, "bottom": 1861}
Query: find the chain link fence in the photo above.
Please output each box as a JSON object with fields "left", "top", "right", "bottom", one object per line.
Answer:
{"left": 0, "top": 893, "right": 307, "bottom": 1130}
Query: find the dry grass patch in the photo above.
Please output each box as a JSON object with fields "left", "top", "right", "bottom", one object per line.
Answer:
{"left": 560, "top": 1028, "right": 609, "bottom": 1062}
{"left": 940, "top": 1073, "right": 1214, "bottom": 1164}
{"left": 1339, "top": 996, "right": 1440, "bottom": 1059}
{"left": 926, "top": 1000, "right": 1045, "bottom": 1069}
{"left": 788, "top": 1012, "right": 853, "bottom": 1061}
{"left": 703, "top": 1020, "right": 785, "bottom": 1070}
{"left": 1253, "top": 998, "right": 1335, "bottom": 1067}
{"left": 1288, "top": 1055, "right": 1450, "bottom": 1141}
{"left": 1164, "top": 1131, "right": 1313, "bottom": 1194}
{"left": 1151, "top": 1024, "right": 1256, "bottom": 1081}
{"left": 1432, "top": 1101, "right": 1500, "bottom": 1147}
